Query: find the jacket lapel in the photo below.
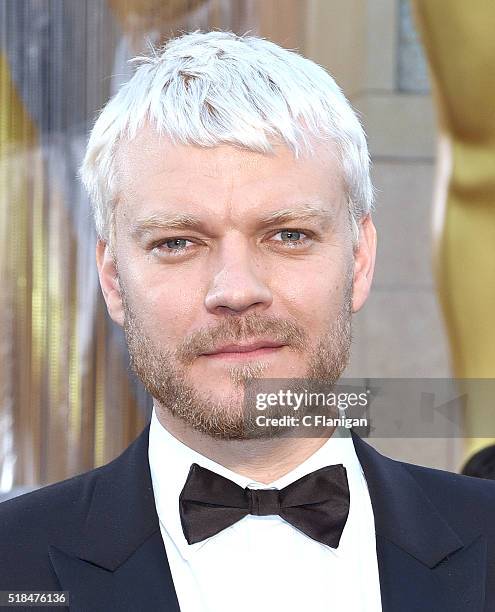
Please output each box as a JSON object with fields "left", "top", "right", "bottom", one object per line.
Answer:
{"left": 351, "top": 432, "right": 487, "bottom": 611}
{"left": 49, "top": 424, "right": 180, "bottom": 612}
{"left": 48, "top": 422, "right": 487, "bottom": 611}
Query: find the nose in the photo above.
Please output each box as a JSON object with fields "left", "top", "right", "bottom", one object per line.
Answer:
{"left": 204, "top": 238, "right": 273, "bottom": 315}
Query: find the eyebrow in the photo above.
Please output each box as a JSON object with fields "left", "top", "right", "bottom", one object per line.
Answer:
{"left": 130, "top": 212, "right": 204, "bottom": 239}
{"left": 130, "top": 202, "right": 337, "bottom": 240}
{"left": 258, "top": 203, "right": 336, "bottom": 227}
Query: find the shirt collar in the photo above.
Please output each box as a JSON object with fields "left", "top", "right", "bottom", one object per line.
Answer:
{"left": 148, "top": 406, "right": 364, "bottom": 560}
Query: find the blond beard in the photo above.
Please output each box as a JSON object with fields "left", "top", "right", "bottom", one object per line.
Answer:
{"left": 121, "top": 278, "right": 352, "bottom": 440}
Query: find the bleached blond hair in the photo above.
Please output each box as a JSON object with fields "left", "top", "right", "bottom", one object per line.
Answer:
{"left": 80, "top": 29, "right": 373, "bottom": 247}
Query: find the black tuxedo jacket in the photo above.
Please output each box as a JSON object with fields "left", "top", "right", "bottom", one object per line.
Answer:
{"left": 1, "top": 424, "right": 495, "bottom": 611}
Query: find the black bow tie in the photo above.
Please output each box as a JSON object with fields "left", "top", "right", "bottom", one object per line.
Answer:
{"left": 179, "top": 463, "right": 350, "bottom": 548}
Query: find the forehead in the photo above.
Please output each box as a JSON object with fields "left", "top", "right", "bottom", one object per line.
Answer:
{"left": 114, "top": 124, "right": 344, "bottom": 220}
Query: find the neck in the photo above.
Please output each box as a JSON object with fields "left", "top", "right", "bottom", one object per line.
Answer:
{"left": 154, "top": 403, "right": 335, "bottom": 484}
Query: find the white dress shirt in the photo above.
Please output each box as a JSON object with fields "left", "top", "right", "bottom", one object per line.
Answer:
{"left": 148, "top": 408, "right": 382, "bottom": 612}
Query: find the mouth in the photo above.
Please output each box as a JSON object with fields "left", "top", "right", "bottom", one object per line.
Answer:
{"left": 200, "top": 340, "right": 287, "bottom": 361}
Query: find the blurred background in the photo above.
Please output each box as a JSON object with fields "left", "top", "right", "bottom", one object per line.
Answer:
{"left": 1, "top": 0, "right": 494, "bottom": 498}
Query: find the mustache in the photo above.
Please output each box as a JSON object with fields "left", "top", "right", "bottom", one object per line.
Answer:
{"left": 175, "top": 312, "right": 308, "bottom": 364}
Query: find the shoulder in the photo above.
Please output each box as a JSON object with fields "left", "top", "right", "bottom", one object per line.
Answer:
{"left": 355, "top": 432, "right": 495, "bottom": 515}
{"left": 0, "top": 427, "right": 150, "bottom": 589}
{"left": 399, "top": 458, "right": 495, "bottom": 537}
{"left": 402, "top": 458, "right": 495, "bottom": 501}
{"left": 0, "top": 425, "right": 149, "bottom": 543}
{"left": 0, "top": 463, "right": 102, "bottom": 531}
{"left": 0, "top": 462, "right": 109, "bottom": 587}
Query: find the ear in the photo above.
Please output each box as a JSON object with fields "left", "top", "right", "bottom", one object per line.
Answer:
{"left": 352, "top": 214, "right": 377, "bottom": 313}
{"left": 96, "top": 240, "right": 125, "bottom": 327}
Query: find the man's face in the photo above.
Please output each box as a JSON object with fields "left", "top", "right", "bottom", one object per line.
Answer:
{"left": 97, "top": 125, "right": 376, "bottom": 439}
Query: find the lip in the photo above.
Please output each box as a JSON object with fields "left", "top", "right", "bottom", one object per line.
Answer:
{"left": 201, "top": 340, "right": 286, "bottom": 357}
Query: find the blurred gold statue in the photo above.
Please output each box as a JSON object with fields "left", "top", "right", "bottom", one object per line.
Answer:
{"left": 414, "top": 0, "right": 495, "bottom": 459}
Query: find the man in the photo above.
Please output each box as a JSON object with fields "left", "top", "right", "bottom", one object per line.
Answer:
{"left": 462, "top": 444, "right": 495, "bottom": 480}
{"left": 1, "top": 30, "right": 494, "bottom": 612}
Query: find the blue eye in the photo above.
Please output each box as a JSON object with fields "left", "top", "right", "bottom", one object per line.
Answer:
{"left": 151, "top": 237, "right": 194, "bottom": 257}
{"left": 278, "top": 230, "right": 303, "bottom": 241}
{"left": 269, "top": 229, "right": 312, "bottom": 250}
{"left": 164, "top": 238, "right": 189, "bottom": 250}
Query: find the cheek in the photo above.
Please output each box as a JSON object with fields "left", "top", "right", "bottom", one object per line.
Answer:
{"left": 130, "top": 270, "right": 204, "bottom": 339}
{"left": 271, "top": 256, "right": 350, "bottom": 325}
